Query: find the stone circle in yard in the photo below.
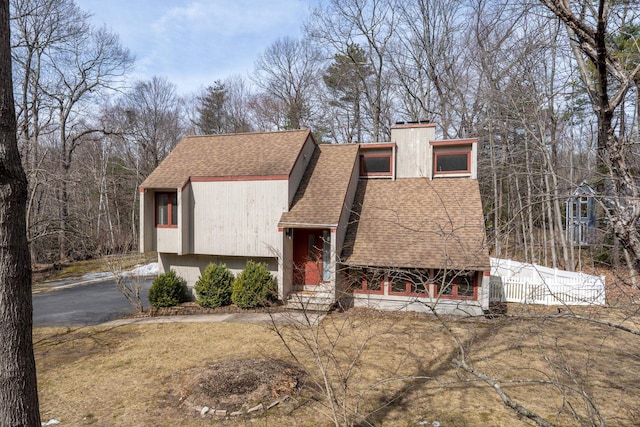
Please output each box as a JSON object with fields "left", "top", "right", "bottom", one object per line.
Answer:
{"left": 179, "top": 358, "right": 307, "bottom": 414}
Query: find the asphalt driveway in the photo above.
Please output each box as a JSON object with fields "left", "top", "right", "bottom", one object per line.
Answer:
{"left": 33, "top": 278, "right": 153, "bottom": 327}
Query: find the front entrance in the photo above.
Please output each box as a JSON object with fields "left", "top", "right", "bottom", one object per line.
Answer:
{"left": 292, "top": 228, "right": 329, "bottom": 287}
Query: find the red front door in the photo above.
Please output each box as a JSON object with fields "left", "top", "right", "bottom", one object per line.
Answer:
{"left": 293, "top": 229, "right": 324, "bottom": 286}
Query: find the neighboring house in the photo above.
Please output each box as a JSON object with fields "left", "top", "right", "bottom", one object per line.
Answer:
{"left": 566, "top": 181, "right": 597, "bottom": 245}
{"left": 139, "top": 123, "right": 491, "bottom": 315}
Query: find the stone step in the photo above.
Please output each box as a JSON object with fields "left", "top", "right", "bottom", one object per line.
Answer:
{"left": 286, "top": 292, "right": 334, "bottom": 312}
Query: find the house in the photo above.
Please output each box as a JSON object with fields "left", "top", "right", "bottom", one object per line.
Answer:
{"left": 139, "top": 122, "right": 491, "bottom": 315}
{"left": 566, "top": 181, "right": 596, "bottom": 245}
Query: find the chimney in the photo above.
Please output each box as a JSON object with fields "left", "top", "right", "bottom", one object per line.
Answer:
{"left": 390, "top": 122, "right": 436, "bottom": 178}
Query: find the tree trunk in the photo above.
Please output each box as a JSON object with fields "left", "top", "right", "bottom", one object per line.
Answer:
{"left": 0, "top": 0, "right": 41, "bottom": 423}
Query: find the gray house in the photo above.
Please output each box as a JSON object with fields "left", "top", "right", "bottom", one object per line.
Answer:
{"left": 566, "top": 181, "right": 597, "bottom": 245}
{"left": 139, "top": 123, "right": 491, "bottom": 315}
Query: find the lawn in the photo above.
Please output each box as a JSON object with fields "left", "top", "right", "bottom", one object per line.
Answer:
{"left": 34, "top": 304, "right": 640, "bottom": 426}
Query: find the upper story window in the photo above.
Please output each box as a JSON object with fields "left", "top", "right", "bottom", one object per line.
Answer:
{"left": 358, "top": 143, "right": 395, "bottom": 178}
{"left": 156, "top": 191, "right": 177, "bottom": 227}
{"left": 430, "top": 138, "right": 477, "bottom": 178}
{"left": 360, "top": 154, "right": 392, "bottom": 177}
{"left": 434, "top": 151, "right": 470, "bottom": 174}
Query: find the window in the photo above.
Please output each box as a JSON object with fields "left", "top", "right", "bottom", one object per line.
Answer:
{"left": 353, "top": 269, "right": 384, "bottom": 294}
{"left": 360, "top": 154, "right": 392, "bottom": 177}
{"left": 438, "top": 271, "right": 476, "bottom": 299}
{"left": 388, "top": 270, "right": 429, "bottom": 295}
{"left": 156, "top": 192, "right": 177, "bottom": 227}
{"left": 457, "top": 273, "right": 475, "bottom": 297}
{"left": 390, "top": 276, "right": 409, "bottom": 294}
{"left": 579, "top": 197, "right": 588, "bottom": 219}
{"left": 434, "top": 151, "right": 470, "bottom": 174}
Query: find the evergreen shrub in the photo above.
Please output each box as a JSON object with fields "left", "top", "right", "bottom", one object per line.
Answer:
{"left": 148, "top": 270, "right": 188, "bottom": 307}
{"left": 231, "top": 261, "right": 277, "bottom": 309}
{"left": 194, "top": 263, "right": 234, "bottom": 308}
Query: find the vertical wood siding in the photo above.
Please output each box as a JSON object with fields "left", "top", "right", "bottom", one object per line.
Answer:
{"left": 391, "top": 125, "right": 435, "bottom": 178}
{"left": 190, "top": 180, "right": 288, "bottom": 257}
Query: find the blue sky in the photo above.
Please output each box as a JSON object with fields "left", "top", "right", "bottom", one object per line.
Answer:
{"left": 75, "top": 0, "right": 317, "bottom": 94}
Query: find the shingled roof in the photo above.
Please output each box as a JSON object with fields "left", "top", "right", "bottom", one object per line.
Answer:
{"left": 140, "top": 129, "right": 312, "bottom": 189}
{"left": 341, "top": 178, "right": 490, "bottom": 271}
{"left": 279, "top": 143, "right": 359, "bottom": 227}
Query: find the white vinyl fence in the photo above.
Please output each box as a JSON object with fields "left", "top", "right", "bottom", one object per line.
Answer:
{"left": 490, "top": 258, "right": 606, "bottom": 306}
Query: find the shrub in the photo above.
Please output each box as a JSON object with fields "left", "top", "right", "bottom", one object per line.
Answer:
{"left": 231, "top": 261, "right": 277, "bottom": 309}
{"left": 194, "top": 263, "right": 234, "bottom": 308}
{"left": 148, "top": 270, "right": 188, "bottom": 307}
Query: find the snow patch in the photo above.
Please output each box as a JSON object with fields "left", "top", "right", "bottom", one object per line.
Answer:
{"left": 130, "top": 262, "right": 159, "bottom": 276}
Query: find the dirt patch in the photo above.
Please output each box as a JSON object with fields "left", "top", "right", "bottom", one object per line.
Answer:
{"left": 178, "top": 358, "right": 307, "bottom": 413}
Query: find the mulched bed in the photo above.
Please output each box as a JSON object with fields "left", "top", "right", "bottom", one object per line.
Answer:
{"left": 130, "top": 301, "right": 287, "bottom": 318}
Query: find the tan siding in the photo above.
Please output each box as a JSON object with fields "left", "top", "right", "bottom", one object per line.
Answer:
{"left": 156, "top": 227, "right": 180, "bottom": 253}
{"left": 392, "top": 125, "right": 435, "bottom": 178}
{"left": 472, "top": 143, "right": 478, "bottom": 179}
{"left": 191, "top": 180, "right": 288, "bottom": 257}
{"left": 159, "top": 253, "right": 279, "bottom": 291}
{"left": 179, "top": 188, "right": 191, "bottom": 255}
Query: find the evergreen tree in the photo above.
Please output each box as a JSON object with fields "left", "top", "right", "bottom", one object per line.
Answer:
{"left": 196, "top": 81, "right": 227, "bottom": 134}
{"left": 323, "top": 44, "right": 372, "bottom": 142}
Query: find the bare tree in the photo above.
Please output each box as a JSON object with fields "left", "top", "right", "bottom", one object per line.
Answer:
{"left": 116, "top": 76, "right": 183, "bottom": 178}
{"left": 392, "top": 0, "right": 473, "bottom": 138}
{"left": 15, "top": 1, "right": 134, "bottom": 260}
{"left": 0, "top": 0, "right": 40, "bottom": 423}
{"left": 10, "top": 0, "right": 89, "bottom": 261}
{"left": 252, "top": 36, "right": 321, "bottom": 130}
{"left": 538, "top": 0, "right": 640, "bottom": 276}
{"left": 96, "top": 76, "right": 183, "bottom": 253}
{"left": 307, "top": 0, "right": 397, "bottom": 142}
{"left": 104, "top": 253, "right": 145, "bottom": 313}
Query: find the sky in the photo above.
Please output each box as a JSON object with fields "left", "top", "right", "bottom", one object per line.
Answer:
{"left": 74, "top": 0, "right": 318, "bottom": 95}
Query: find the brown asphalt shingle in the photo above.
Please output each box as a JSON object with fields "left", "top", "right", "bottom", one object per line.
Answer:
{"left": 279, "top": 144, "right": 359, "bottom": 227}
{"left": 140, "top": 130, "right": 312, "bottom": 189}
{"left": 341, "top": 178, "right": 490, "bottom": 271}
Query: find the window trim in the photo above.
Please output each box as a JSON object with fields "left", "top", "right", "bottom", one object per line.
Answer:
{"left": 387, "top": 277, "right": 430, "bottom": 297}
{"left": 387, "top": 270, "right": 430, "bottom": 297}
{"left": 155, "top": 191, "right": 178, "bottom": 228}
{"left": 359, "top": 153, "right": 393, "bottom": 177}
{"left": 433, "top": 150, "right": 471, "bottom": 175}
{"left": 351, "top": 269, "right": 478, "bottom": 300}
{"left": 354, "top": 270, "right": 385, "bottom": 295}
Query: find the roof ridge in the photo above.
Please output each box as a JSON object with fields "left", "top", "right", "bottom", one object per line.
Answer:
{"left": 182, "top": 129, "right": 310, "bottom": 140}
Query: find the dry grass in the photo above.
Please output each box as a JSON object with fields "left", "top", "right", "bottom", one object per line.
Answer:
{"left": 34, "top": 307, "right": 640, "bottom": 426}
